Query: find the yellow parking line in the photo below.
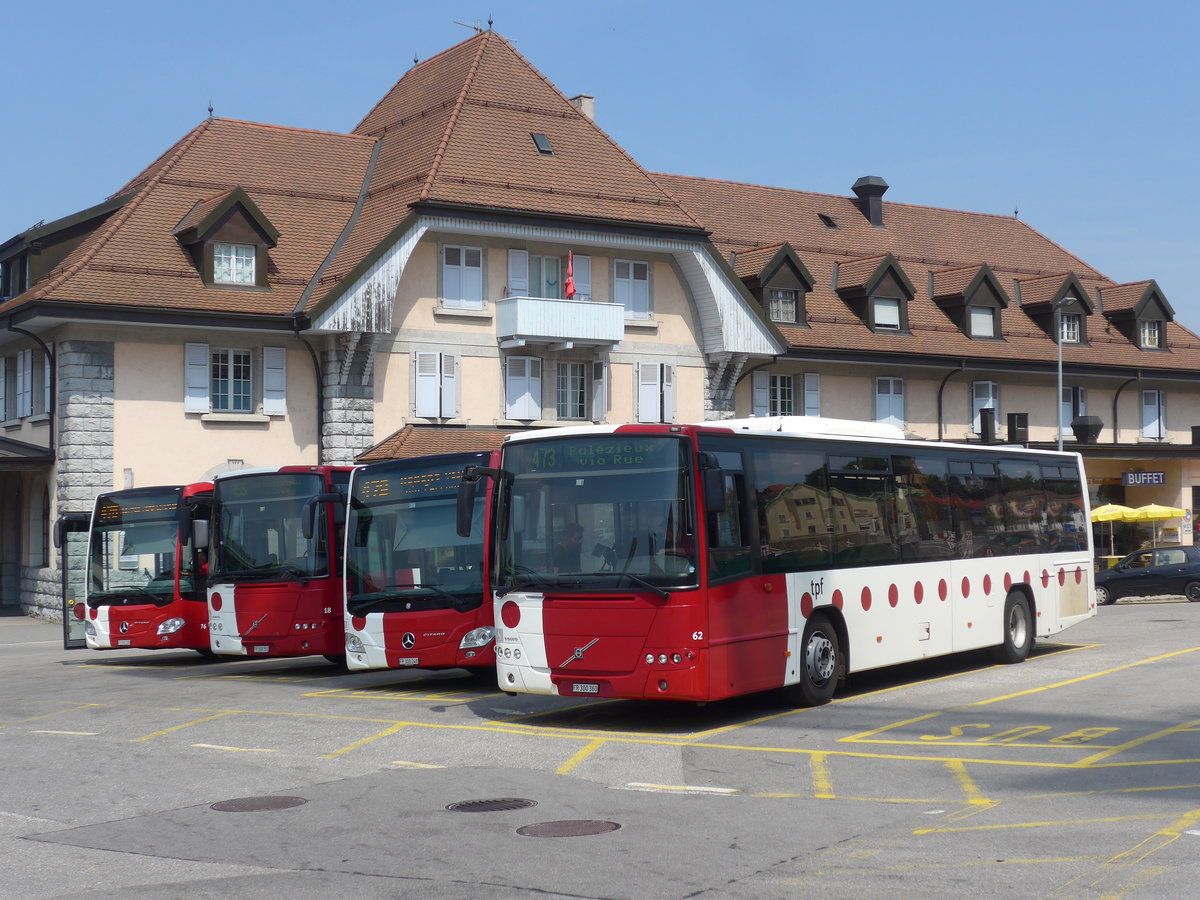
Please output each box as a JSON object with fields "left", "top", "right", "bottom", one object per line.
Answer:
{"left": 131, "top": 712, "right": 236, "bottom": 742}
{"left": 556, "top": 738, "right": 606, "bottom": 775}
{"left": 946, "top": 759, "right": 991, "bottom": 806}
{"left": 321, "top": 723, "right": 409, "bottom": 759}
{"left": 1075, "top": 718, "right": 1200, "bottom": 768}
{"left": 915, "top": 812, "right": 1168, "bottom": 835}
{"left": 810, "top": 752, "right": 834, "bottom": 798}
{"left": 0, "top": 704, "right": 97, "bottom": 729}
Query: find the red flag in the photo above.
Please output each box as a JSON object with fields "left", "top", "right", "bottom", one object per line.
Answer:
{"left": 564, "top": 251, "right": 576, "bottom": 299}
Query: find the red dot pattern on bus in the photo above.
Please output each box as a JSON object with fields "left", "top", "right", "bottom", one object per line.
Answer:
{"left": 1041, "top": 570, "right": 1051, "bottom": 588}
{"left": 888, "top": 584, "right": 899, "bottom": 608}
{"left": 861, "top": 586, "right": 872, "bottom": 611}
{"left": 961, "top": 577, "right": 971, "bottom": 598}
{"left": 89, "top": 607, "right": 98, "bottom": 620}
{"left": 351, "top": 616, "right": 366, "bottom": 630}
{"left": 832, "top": 589, "right": 844, "bottom": 609}
{"left": 800, "top": 592, "right": 813, "bottom": 618}
{"left": 1075, "top": 566, "right": 1083, "bottom": 584}
{"left": 914, "top": 581, "right": 924, "bottom": 604}
{"left": 501, "top": 600, "right": 521, "bottom": 628}
{"left": 210, "top": 593, "right": 223, "bottom": 611}
{"left": 983, "top": 574, "right": 992, "bottom": 595}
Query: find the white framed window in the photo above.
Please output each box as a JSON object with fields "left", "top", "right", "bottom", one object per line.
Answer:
{"left": 1139, "top": 320, "right": 1162, "bottom": 349}
{"left": 615, "top": 259, "right": 650, "bottom": 319}
{"left": 1061, "top": 386, "right": 1086, "bottom": 433}
{"left": 971, "top": 380, "right": 999, "bottom": 434}
{"left": 505, "top": 356, "right": 543, "bottom": 420}
{"left": 414, "top": 352, "right": 459, "bottom": 418}
{"left": 211, "top": 349, "right": 253, "bottom": 413}
{"left": 1141, "top": 389, "right": 1165, "bottom": 440}
{"left": 557, "top": 361, "right": 587, "bottom": 419}
{"left": 213, "top": 242, "right": 256, "bottom": 285}
{"left": 768, "top": 289, "right": 798, "bottom": 323}
{"left": 873, "top": 297, "right": 901, "bottom": 331}
{"left": 184, "top": 343, "right": 285, "bottom": 416}
{"left": 443, "top": 245, "right": 484, "bottom": 309}
{"left": 1060, "top": 313, "right": 1081, "bottom": 344}
{"left": 636, "top": 362, "right": 674, "bottom": 423}
{"left": 751, "top": 371, "right": 794, "bottom": 416}
{"left": 571, "top": 254, "right": 592, "bottom": 302}
{"left": 969, "top": 307, "right": 996, "bottom": 338}
{"left": 875, "top": 377, "right": 904, "bottom": 429}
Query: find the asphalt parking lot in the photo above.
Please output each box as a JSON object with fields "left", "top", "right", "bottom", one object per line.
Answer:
{"left": 3, "top": 597, "right": 1199, "bottom": 899}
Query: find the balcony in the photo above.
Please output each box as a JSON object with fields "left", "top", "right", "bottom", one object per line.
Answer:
{"left": 495, "top": 296, "right": 625, "bottom": 350}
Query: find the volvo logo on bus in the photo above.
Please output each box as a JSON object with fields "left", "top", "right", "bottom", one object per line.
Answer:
{"left": 560, "top": 637, "right": 599, "bottom": 668}
{"left": 119, "top": 621, "right": 130, "bottom": 634}
{"left": 401, "top": 632, "right": 416, "bottom": 650}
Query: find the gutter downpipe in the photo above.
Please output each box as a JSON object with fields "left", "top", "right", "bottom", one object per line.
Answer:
{"left": 293, "top": 317, "right": 324, "bottom": 463}
{"left": 937, "top": 362, "right": 966, "bottom": 442}
{"left": 6, "top": 323, "right": 54, "bottom": 454}
{"left": 1112, "top": 374, "right": 1140, "bottom": 444}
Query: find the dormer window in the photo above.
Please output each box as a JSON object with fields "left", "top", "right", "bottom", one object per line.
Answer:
{"left": 214, "top": 242, "right": 256, "bottom": 285}
{"left": 1140, "top": 320, "right": 1162, "bottom": 349}
{"left": 1060, "top": 313, "right": 1081, "bottom": 344}
{"left": 874, "top": 297, "right": 901, "bottom": 331}
{"left": 768, "top": 289, "right": 798, "bottom": 323}
{"left": 969, "top": 306, "right": 997, "bottom": 338}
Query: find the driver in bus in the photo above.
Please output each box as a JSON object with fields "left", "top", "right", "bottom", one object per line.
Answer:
{"left": 552, "top": 522, "right": 584, "bottom": 573}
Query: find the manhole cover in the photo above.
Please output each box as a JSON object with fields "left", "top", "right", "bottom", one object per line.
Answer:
{"left": 446, "top": 798, "right": 538, "bottom": 813}
{"left": 517, "top": 820, "right": 621, "bottom": 837}
{"left": 210, "top": 795, "right": 308, "bottom": 812}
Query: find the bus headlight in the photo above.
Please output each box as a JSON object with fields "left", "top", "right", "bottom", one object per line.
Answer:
{"left": 85, "top": 621, "right": 97, "bottom": 636}
{"left": 460, "top": 627, "right": 495, "bottom": 649}
{"left": 345, "top": 633, "right": 365, "bottom": 654}
{"left": 156, "top": 618, "right": 186, "bottom": 636}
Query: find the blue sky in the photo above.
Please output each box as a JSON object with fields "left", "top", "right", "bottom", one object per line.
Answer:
{"left": 5, "top": 1, "right": 1197, "bottom": 327}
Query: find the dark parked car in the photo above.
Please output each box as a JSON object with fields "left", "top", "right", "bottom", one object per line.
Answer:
{"left": 1096, "top": 545, "right": 1200, "bottom": 604}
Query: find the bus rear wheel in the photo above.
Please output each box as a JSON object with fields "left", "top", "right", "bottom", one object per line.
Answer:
{"left": 788, "top": 614, "right": 841, "bottom": 706}
{"left": 992, "top": 592, "right": 1034, "bottom": 664}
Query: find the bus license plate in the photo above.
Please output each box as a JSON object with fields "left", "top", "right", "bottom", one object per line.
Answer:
{"left": 396, "top": 657, "right": 419, "bottom": 666}
{"left": 573, "top": 682, "right": 599, "bottom": 694}
{"left": 252, "top": 645, "right": 270, "bottom": 654}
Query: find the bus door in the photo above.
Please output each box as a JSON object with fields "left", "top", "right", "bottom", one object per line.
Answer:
{"left": 55, "top": 512, "right": 92, "bottom": 649}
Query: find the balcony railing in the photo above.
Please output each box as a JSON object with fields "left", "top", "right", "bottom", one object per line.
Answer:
{"left": 495, "top": 296, "right": 625, "bottom": 348}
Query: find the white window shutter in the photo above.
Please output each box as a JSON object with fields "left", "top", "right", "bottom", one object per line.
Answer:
{"left": 440, "top": 354, "right": 459, "bottom": 417}
{"left": 591, "top": 358, "right": 607, "bottom": 421}
{"left": 42, "top": 348, "right": 52, "bottom": 414}
{"left": 262, "top": 347, "right": 287, "bottom": 416}
{"left": 661, "top": 364, "right": 675, "bottom": 423}
{"left": 505, "top": 356, "right": 541, "bottom": 420}
{"left": 1078, "top": 387, "right": 1087, "bottom": 416}
{"left": 184, "top": 343, "right": 211, "bottom": 414}
{"left": 507, "top": 249, "right": 528, "bottom": 296}
{"left": 804, "top": 373, "right": 820, "bottom": 416}
{"left": 16, "top": 350, "right": 31, "bottom": 418}
{"left": 637, "top": 362, "right": 661, "bottom": 423}
{"left": 574, "top": 255, "right": 592, "bottom": 301}
{"left": 464, "top": 249, "right": 483, "bottom": 306}
{"left": 0, "top": 357, "right": 7, "bottom": 420}
{"left": 527, "top": 358, "right": 542, "bottom": 420}
{"left": 752, "top": 371, "right": 769, "bottom": 417}
{"left": 414, "top": 352, "right": 441, "bottom": 417}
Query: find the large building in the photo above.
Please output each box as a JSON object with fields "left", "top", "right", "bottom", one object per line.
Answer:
{"left": 1, "top": 29, "right": 1195, "bottom": 617}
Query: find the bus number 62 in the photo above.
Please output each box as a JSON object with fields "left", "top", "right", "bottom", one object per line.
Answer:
{"left": 692, "top": 631, "right": 703, "bottom": 641}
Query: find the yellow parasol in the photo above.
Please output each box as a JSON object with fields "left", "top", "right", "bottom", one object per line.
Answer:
{"left": 1128, "top": 503, "right": 1187, "bottom": 546}
{"left": 1089, "top": 503, "right": 1137, "bottom": 555}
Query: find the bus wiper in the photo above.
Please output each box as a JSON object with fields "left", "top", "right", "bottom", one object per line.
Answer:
{"left": 496, "top": 566, "right": 555, "bottom": 597}
{"left": 569, "top": 571, "right": 670, "bottom": 600}
{"left": 413, "top": 582, "right": 474, "bottom": 611}
{"left": 348, "top": 586, "right": 472, "bottom": 612}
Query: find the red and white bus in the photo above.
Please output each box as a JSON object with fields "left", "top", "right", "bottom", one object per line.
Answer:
{"left": 82, "top": 482, "right": 214, "bottom": 654}
{"left": 343, "top": 451, "right": 496, "bottom": 672}
{"left": 471, "top": 417, "right": 1095, "bottom": 704}
{"left": 207, "top": 465, "right": 352, "bottom": 659}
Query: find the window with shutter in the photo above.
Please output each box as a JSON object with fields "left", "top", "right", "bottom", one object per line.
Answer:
{"left": 875, "top": 377, "right": 904, "bottom": 428}
{"left": 262, "top": 347, "right": 287, "bottom": 416}
{"left": 1141, "top": 390, "right": 1165, "bottom": 439}
{"left": 615, "top": 259, "right": 650, "bottom": 319}
{"left": 505, "top": 356, "right": 542, "bottom": 420}
{"left": 443, "top": 245, "right": 484, "bottom": 309}
{"left": 971, "top": 381, "right": 999, "bottom": 434}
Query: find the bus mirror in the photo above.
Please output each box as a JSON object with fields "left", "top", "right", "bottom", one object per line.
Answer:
{"left": 456, "top": 478, "right": 478, "bottom": 538}
{"left": 192, "top": 519, "right": 209, "bottom": 550}
{"left": 54, "top": 512, "right": 90, "bottom": 549}
{"left": 302, "top": 492, "right": 341, "bottom": 541}
{"left": 703, "top": 468, "right": 727, "bottom": 514}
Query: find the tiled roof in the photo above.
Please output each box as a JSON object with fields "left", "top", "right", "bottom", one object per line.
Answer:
{"left": 310, "top": 31, "right": 702, "bottom": 311}
{"left": 358, "top": 424, "right": 515, "bottom": 461}
{"left": 653, "top": 172, "right": 1200, "bottom": 372}
{"left": 0, "top": 119, "right": 376, "bottom": 318}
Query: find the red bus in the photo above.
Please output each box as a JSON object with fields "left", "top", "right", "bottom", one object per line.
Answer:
{"left": 81, "top": 482, "right": 214, "bottom": 654}
{"left": 207, "top": 465, "right": 352, "bottom": 659}
{"left": 343, "top": 451, "right": 496, "bottom": 672}
{"left": 469, "top": 418, "right": 1095, "bottom": 705}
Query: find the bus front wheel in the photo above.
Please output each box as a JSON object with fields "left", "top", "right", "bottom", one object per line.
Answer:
{"left": 789, "top": 614, "right": 841, "bottom": 706}
{"left": 992, "top": 592, "right": 1034, "bottom": 664}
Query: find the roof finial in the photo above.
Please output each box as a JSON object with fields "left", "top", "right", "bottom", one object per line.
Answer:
{"left": 207, "top": 100, "right": 214, "bottom": 120}
{"left": 413, "top": 53, "right": 419, "bottom": 66}
{"left": 1013, "top": 205, "right": 1019, "bottom": 219}
{"left": 488, "top": 14, "right": 494, "bottom": 30}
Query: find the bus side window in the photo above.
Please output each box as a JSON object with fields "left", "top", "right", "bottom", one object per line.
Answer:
{"left": 753, "top": 446, "right": 831, "bottom": 574}
{"left": 894, "top": 454, "right": 954, "bottom": 561}
{"left": 998, "top": 459, "right": 1044, "bottom": 555}
{"left": 707, "top": 471, "right": 752, "bottom": 582}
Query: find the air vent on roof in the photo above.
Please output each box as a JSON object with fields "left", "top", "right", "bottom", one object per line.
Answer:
{"left": 818, "top": 213, "right": 837, "bottom": 229}
{"left": 531, "top": 133, "right": 554, "bottom": 156}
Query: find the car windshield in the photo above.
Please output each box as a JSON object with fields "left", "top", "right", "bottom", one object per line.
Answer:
{"left": 213, "top": 473, "right": 330, "bottom": 580}
{"left": 345, "top": 456, "right": 486, "bottom": 614}
{"left": 495, "top": 435, "right": 698, "bottom": 593}
{"left": 88, "top": 488, "right": 186, "bottom": 606}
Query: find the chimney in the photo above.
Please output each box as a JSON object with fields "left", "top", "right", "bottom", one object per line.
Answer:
{"left": 852, "top": 176, "right": 889, "bottom": 227}
{"left": 568, "top": 94, "right": 595, "bottom": 121}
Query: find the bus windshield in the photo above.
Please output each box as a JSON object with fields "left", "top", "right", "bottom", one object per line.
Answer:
{"left": 214, "top": 472, "right": 330, "bottom": 580}
{"left": 496, "top": 435, "right": 698, "bottom": 593}
{"left": 346, "top": 457, "right": 486, "bottom": 613}
{"left": 89, "top": 487, "right": 187, "bottom": 605}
